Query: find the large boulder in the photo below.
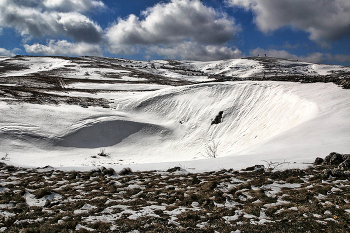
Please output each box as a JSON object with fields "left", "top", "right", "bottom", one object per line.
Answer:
{"left": 338, "top": 159, "right": 350, "bottom": 170}
{"left": 314, "top": 157, "right": 324, "bottom": 165}
{"left": 319, "top": 152, "right": 350, "bottom": 179}
{"left": 323, "top": 152, "right": 345, "bottom": 165}
{"left": 342, "top": 154, "right": 350, "bottom": 161}
{"left": 322, "top": 168, "right": 350, "bottom": 179}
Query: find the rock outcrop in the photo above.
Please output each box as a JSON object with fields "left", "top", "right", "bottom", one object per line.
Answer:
{"left": 211, "top": 111, "right": 224, "bottom": 125}
{"left": 315, "top": 152, "right": 350, "bottom": 178}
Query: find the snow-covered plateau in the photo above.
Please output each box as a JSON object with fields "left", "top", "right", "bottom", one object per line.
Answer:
{"left": 0, "top": 56, "right": 349, "bottom": 172}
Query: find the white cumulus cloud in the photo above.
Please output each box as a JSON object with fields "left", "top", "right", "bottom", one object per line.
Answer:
{"left": 227, "top": 0, "right": 350, "bottom": 43}
{"left": 326, "top": 54, "right": 350, "bottom": 64}
{"left": 4, "top": 0, "right": 105, "bottom": 13}
{"left": 0, "top": 0, "right": 103, "bottom": 43}
{"left": 106, "top": 0, "right": 241, "bottom": 61}
{"left": 106, "top": 0, "right": 239, "bottom": 47}
{"left": 24, "top": 40, "right": 103, "bottom": 56}
{"left": 42, "top": 0, "right": 105, "bottom": 12}
{"left": 0, "top": 48, "right": 16, "bottom": 56}
{"left": 148, "top": 42, "right": 242, "bottom": 61}
{"left": 250, "top": 48, "right": 325, "bottom": 63}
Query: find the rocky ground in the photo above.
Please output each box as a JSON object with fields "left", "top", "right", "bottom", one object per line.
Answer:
{"left": 1, "top": 152, "right": 350, "bottom": 232}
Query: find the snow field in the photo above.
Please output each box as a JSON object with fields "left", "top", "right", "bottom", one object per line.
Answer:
{"left": 0, "top": 57, "right": 71, "bottom": 77}
{"left": 122, "top": 82, "right": 318, "bottom": 158}
{"left": 1, "top": 81, "right": 345, "bottom": 172}
{"left": 0, "top": 56, "right": 349, "bottom": 171}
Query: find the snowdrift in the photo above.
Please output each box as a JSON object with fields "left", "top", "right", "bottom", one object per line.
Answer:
{"left": 123, "top": 82, "right": 318, "bottom": 158}
{"left": 0, "top": 81, "right": 332, "bottom": 170}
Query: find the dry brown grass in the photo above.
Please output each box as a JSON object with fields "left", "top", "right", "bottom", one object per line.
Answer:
{"left": 0, "top": 162, "right": 350, "bottom": 232}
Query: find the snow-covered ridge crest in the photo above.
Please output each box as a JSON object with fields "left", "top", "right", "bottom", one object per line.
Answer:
{"left": 183, "top": 57, "right": 350, "bottom": 78}
{"left": 1, "top": 56, "right": 349, "bottom": 82}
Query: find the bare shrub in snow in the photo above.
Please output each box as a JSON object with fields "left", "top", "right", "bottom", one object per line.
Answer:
{"left": 98, "top": 149, "right": 109, "bottom": 157}
{"left": 204, "top": 138, "right": 220, "bottom": 159}
{"left": 263, "top": 160, "right": 290, "bottom": 172}
{"left": 1, "top": 153, "right": 9, "bottom": 161}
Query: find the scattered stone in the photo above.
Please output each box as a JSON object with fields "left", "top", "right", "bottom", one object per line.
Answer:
{"left": 1, "top": 155, "right": 350, "bottom": 233}
{"left": 244, "top": 164, "right": 265, "bottom": 171}
{"left": 322, "top": 168, "right": 350, "bottom": 179}
{"left": 89, "top": 166, "right": 116, "bottom": 176}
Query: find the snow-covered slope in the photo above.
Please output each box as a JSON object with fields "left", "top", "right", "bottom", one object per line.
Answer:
{"left": 1, "top": 56, "right": 349, "bottom": 83}
{"left": 0, "top": 56, "right": 349, "bottom": 171}
{"left": 186, "top": 57, "right": 350, "bottom": 78}
{"left": 98, "top": 56, "right": 350, "bottom": 81}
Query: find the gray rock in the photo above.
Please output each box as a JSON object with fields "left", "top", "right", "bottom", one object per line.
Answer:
{"left": 330, "top": 169, "right": 345, "bottom": 178}
{"left": 314, "top": 157, "right": 324, "bottom": 165}
{"left": 244, "top": 164, "right": 264, "bottom": 171}
{"left": 322, "top": 168, "right": 350, "bottom": 179}
{"left": 338, "top": 159, "right": 350, "bottom": 170}
{"left": 341, "top": 154, "right": 350, "bottom": 161}
{"left": 322, "top": 169, "right": 332, "bottom": 178}
{"left": 323, "top": 152, "right": 344, "bottom": 165}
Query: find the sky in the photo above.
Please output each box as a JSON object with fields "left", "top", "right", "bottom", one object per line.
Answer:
{"left": 0, "top": 0, "right": 350, "bottom": 66}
